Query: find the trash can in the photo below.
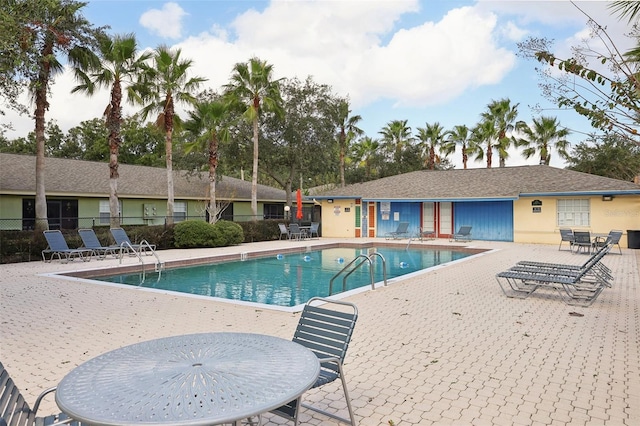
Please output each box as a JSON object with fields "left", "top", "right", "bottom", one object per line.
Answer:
{"left": 627, "top": 230, "right": 640, "bottom": 249}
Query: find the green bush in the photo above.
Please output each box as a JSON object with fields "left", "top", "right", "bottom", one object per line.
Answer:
{"left": 173, "top": 220, "right": 244, "bottom": 248}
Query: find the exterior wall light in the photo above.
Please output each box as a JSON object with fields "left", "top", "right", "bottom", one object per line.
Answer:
{"left": 602, "top": 195, "right": 613, "bottom": 201}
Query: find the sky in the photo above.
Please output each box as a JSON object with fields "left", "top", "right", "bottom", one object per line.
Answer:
{"left": 2, "top": 0, "right": 635, "bottom": 169}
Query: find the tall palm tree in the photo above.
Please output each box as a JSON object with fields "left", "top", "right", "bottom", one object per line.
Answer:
{"left": 138, "top": 45, "right": 206, "bottom": 225}
{"left": 351, "top": 136, "right": 380, "bottom": 180}
{"left": 609, "top": 0, "right": 640, "bottom": 23}
{"left": 72, "top": 33, "right": 151, "bottom": 228}
{"left": 335, "top": 100, "right": 363, "bottom": 187}
{"left": 442, "top": 124, "right": 471, "bottom": 169}
{"left": 416, "top": 122, "right": 446, "bottom": 170}
{"left": 183, "top": 100, "right": 231, "bottom": 223}
{"left": 481, "top": 98, "right": 519, "bottom": 167}
{"left": 224, "top": 57, "right": 283, "bottom": 220}
{"left": 515, "top": 116, "right": 571, "bottom": 165}
{"left": 379, "top": 119, "right": 413, "bottom": 163}
{"left": 29, "top": 0, "right": 103, "bottom": 232}
{"left": 468, "top": 120, "right": 495, "bottom": 168}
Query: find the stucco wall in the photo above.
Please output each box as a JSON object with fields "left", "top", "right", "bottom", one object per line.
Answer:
{"left": 514, "top": 195, "right": 640, "bottom": 246}
{"left": 319, "top": 199, "right": 358, "bottom": 237}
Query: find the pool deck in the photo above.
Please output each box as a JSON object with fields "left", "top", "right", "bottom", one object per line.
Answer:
{"left": 1, "top": 238, "right": 638, "bottom": 425}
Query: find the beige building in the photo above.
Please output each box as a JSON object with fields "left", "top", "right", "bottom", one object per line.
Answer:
{"left": 313, "top": 166, "right": 640, "bottom": 247}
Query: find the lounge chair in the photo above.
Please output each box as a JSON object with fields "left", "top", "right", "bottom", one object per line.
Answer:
{"left": 558, "top": 228, "right": 575, "bottom": 251}
{"left": 418, "top": 227, "right": 436, "bottom": 241}
{"left": 1, "top": 361, "right": 78, "bottom": 426}
{"left": 78, "top": 228, "right": 119, "bottom": 259}
{"left": 450, "top": 226, "right": 472, "bottom": 242}
{"left": 307, "top": 222, "right": 320, "bottom": 239}
{"left": 385, "top": 222, "right": 410, "bottom": 240}
{"left": 572, "top": 231, "right": 593, "bottom": 254}
{"left": 271, "top": 297, "right": 358, "bottom": 425}
{"left": 278, "top": 223, "right": 291, "bottom": 240}
{"left": 496, "top": 242, "right": 613, "bottom": 306}
{"left": 41, "top": 230, "right": 93, "bottom": 263}
{"left": 110, "top": 228, "right": 156, "bottom": 255}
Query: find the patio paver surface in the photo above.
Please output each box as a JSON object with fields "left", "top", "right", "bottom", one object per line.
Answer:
{"left": 1, "top": 238, "right": 638, "bottom": 425}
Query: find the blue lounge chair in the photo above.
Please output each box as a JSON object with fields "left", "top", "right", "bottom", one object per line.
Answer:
{"left": 450, "top": 226, "right": 472, "bottom": 242}
{"left": 42, "top": 230, "right": 93, "bottom": 263}
{"left": 110, "top": 228, "right": 156, "bottom": 255}
{"left": 271, "top": 297, "right": 358, "bottom": 425}
{"left": 78, "top": 228, "right": 119, "bottom": 259}
{"left": 385, "top": 222, "right": 410, "bottom": 240}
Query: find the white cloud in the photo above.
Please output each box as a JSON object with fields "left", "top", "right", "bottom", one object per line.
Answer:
{"left": 139, "top": 2, "right": 187, "bottom": 39}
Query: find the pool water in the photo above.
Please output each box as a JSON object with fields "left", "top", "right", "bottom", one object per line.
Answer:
{"left": 98, "top": 246, "right": 473, "bottom": 307}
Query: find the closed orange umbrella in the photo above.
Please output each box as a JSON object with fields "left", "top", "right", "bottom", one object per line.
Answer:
{"left": 296, "top": 189, "right": 303, "bottom": 220}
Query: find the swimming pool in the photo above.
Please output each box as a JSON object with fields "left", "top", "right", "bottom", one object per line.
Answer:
{"left": 91, "top": 245, "right": 480, "bottom": 309}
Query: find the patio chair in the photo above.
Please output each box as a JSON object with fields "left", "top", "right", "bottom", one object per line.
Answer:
{"left": 593, "top": 230, "right": 623, "bottom": 255}
{"left": 450, "top": 226, "right": 472, "bottom": 242}
{"left": 418, "top": 227, "right": 436, "bottom": 241}
{"left": 1, "top": 361, "right": 77, "bottom": 426}
{"left": 41, "top": 230, "right": 93, "bottom": 263}
{"left": 308, "top": 222, "right": 320, "bottom": 239}
{"left": 271, "top": 297, "right": 358, "bottom": 425}
{"left": 278, "top": 223, "right": 291, "bottom": 240}
{"left": 78, "top": 229, "right": 119, "bottom": 259}
{"left": 558, "top": 228, "right": 575, "bottom": 251}
{"left": 385, "top": 222, "right": 410, "bottom": 240}
{"left": 572, "top": 231, "right": 593, "bottom": 254}
{"left": 110, "top": 228, "right": 156, "bottom": 255}
{"left": 288, "top": 223, "right": 304, "bottom": 241}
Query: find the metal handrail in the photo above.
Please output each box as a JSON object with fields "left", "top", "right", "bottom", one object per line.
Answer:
{"left": 328, "top": 253, "right": 387, "bottom": 296}
{"left": 118, "top": 240, "right": 163, "bottom": 284}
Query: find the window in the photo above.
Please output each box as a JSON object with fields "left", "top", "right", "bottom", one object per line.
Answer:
{"left": 174, "top": 201, "right": 187, "bottom": 222}
{"left": 557, "top": 199, "right": 590, "bottom": 226}
{"left": 100, "top": 200, "right": 121, "bottom": 224}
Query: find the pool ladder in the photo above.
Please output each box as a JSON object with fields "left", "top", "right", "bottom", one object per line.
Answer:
{"left": 329, "top": 253, "right": 387, "bottom": 296}
{"left": 118, "top": 241, "right": 164, "bottom": 285}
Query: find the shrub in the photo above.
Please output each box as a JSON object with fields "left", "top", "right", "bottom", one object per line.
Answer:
{"left": 173, "top": 220, "right": 244, "bottom": 248}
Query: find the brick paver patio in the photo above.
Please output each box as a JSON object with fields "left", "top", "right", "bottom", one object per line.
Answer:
{"left": 1, "top": 238, "right": 638, "bottom": 425}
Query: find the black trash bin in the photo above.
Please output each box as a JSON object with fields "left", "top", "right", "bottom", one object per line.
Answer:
{"left": 627, "top": 230, "right": 640, "bottom": 249}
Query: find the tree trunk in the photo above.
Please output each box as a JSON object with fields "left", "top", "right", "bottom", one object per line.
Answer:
{"left": 251, "top": 117, "right": 259, "bottom": 220}
{"left": 339, "top": 128, "right": 346, "bottom": 187}
{"left": 165, "top": 97, "right": 175, "bottom": 226}
{"left": 34, "top": 42, "right": 53, "bottom": 233}
{"left": 108, "top": 81, "right": 122, "bottom": 228}
{"left": 486, "top": 143, "right": 493, "bottom": 168}
{"left": 208, "top": 133, "right": 218, "bottom": 224}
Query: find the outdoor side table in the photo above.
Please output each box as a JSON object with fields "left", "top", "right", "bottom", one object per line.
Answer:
{"left": 55, "top": 332, "right": 320, "bottom": 426}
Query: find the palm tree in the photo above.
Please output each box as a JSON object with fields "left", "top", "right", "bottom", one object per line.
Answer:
{"left": 468, "top": 120, "right": 495, "bottom": 167}
{"left": 138, "top": 45, "right": 206, "bottom": 225}
{"left": 481, "top": 98, "right": 519, "bottom": 167}
{"left": 515, "top": 116, "right": 571, "bottom": 165}
{"left": 609, "top": 1, "right": 640, "bottom": 23}
{"left": 183, "top": 100, "right": 231, "bottom": 223}
{"left": 72, "top": 33, "right": 151, "bottom": 228}
{"left": 442, "top": 125, "right": 471, "bottom": 169}
{"left": 29, "top": 0, "right": 103, "bottom": 232}
{"left": 379, "top": 119, "right": 413, "bottom": 163}
{"left": 224, "top": 57, "right": 283, "bottom": 220}
{"left": 416, "top": 122, "right": 446, "bottom": 170}
{"left": 351, "top": 136, "right": 381, "bottom": 180}
{"left": 335, "top": 100, "right": 363, "bottom": 187}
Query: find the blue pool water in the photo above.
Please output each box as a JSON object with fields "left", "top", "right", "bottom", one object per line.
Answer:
{"left": 98, "top": 246, "right": 474, "bottom": 307}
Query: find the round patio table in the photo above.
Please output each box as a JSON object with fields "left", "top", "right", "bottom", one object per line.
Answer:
{"left": 55, "top": 332, "right": 320, "bottom": 426}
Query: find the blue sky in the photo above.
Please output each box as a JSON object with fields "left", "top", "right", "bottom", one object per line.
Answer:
{"left": 4, "top": 0, "right": 633, "bottom": 169}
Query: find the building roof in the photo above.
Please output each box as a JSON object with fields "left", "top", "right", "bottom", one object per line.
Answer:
{"left": 0, "top": 153, "right": 288, "bottom": 201}
{"left": 317, "top": 166, "right": 640, "bottom": 201}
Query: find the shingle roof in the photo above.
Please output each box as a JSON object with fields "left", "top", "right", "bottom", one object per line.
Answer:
{"left": 317, "top": 166, "right": 640, "bottom": 200}
{"left": 0, "top": 153, "right": 287, "bottom": 201}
